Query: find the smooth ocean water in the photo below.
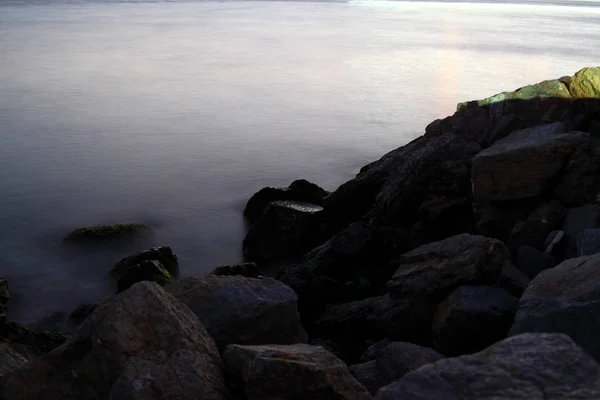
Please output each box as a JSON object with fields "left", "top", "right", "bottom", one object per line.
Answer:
{"left": 1, "top": 0, "right": 599, "bottom": 324}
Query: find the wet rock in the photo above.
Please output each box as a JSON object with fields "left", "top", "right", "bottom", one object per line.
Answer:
{"left": 508, "top": 201, "right": 566, "bottom": 251}
{"left": 563, "top": 204, "right": 600, "bottom": 258}
{"left": 116, "top": 259, "right": 175, "bottom": 293}
{"left": 1, "top": 282, "right": 231, "bottom": 400}
{"left": 494, "top": 262, "right": 530, "bottom": 298}
{"left": 432, "top": 285, "right": 519, "bottom": 356}
{"left": 166, "top": 275, "right": 306, "bottom": 349}
{"left": 68, "top": 300, "right": 108, "bottom": 326}
{"left": 64, "top": 223, "right": 155, "bottom": 244}
{"left": 111, "top": 246, "right": 179, "bottom": 277}
{"left": 0, "top": 278, "right": 9, "bottom": 324}
{"left": 471, "top": 131, "right": 591, "bottom": 202}
{"left": 210, "top": 262, "right": 261, "bottom": 278}
{"left": 577, "top": 228, "right": 600, "bottom": 256}
{"left": 376, "top": 333, "right": 600, "bottom": 400}
{"left": 509, "top": 252, "right": 600, "bottom": 362}
{"left": 0, "top": 342, "right": 27, "bottom": 378}
{"left": 351, "top": 341, "right": 444, "bottom": 394}
{"left": 515, "top": 245, "right": 557, "bottom": 279}
{"left": 244, "top": 179, "right": 329, "bottom": 223}
{"left": 243, "top": 200, "right": 324, "bottom": 264}
{"left": 223, "top": 343, "right": 371, "bottom": 400}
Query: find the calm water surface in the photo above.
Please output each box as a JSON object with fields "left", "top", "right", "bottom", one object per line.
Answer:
{"left": 1, "top": 0, "right": 599, "bottom": 323}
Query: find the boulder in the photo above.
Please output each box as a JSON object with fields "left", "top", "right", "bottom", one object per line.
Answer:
{"left": 166, "top": 275, "right": 306, "bottom": 348}
{"left": 1, "top": 282, "right": 231, "bottom": 400}
{"left": 0, "top": 278, "right": 9, "bottom": 324}
{"left": 111, "top": 246, "right": 179, "bottom": 277}
{"left": 69, "top": 300, "right": 108, "bottom": 326}
{"left": 116, "top": 259, "right": 175, "bottom": 293}
{"left": 569, "top": 66, "right": 600, "bottom": 99}
{"left": 242, "top": 200, "right": 323, "bottom": 264}
{"left": 473, "top": 198, "right": 540, "bottom": 242}
{"left": 32, "top": 312, "right": 69, "bottom": 334}
{"left": 0, "top": 323, "right": 70, "bottom": 359}
{"left": 350, "top": 341, "right": 444, "bottom": 394}
{"left": 515, "top": 245, "right": 557, "bottom": 279}
{"left": 563, "top": 204, "right": 600, "bottom": 258}
{"left": 210, "top": 262, "right": 261, "bottom": 278}
{"left": 552, "top": 137, "right": 600, "bottom": 205}
{"left": 577, "top": 228, "right": 600, "bottom": 256}
{"left": 509, "top": 253, "right": 600, "bottom": 362}
{"left": 544, "top": 229, "right": 566, "bottom": 256}
{"left": 494, "top": 262, "right": 530, "bottom": 298}
{"left": 244, "top": 179, "right": 329, "bottom": 223}
{"left": 0, "top": 342, "right": 27, "bottom": 379}
{"left": 508, "top": 201, "right": 566, "bottom": 251}
{"left": 376, "top": 333, "right": 600, "bottom": 400}
{"left": 432, "top": 285, "right": 519, "bottom": 356}
{"left": 223, "top": 343, "right": 371, "bottom": 400}
{"left": 63, "top": 223, "right": 155, "bottom": 244}
{"left": 471, "top": 131, "right": 591, "bottom": 202}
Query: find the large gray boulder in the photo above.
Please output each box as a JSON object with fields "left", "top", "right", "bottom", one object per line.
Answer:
{"left": 1, "top": 282, "right": 231, "bottom": 400}
{"left": 223, "top": 343, "right": 372, "bottom": 400}
{"left": 166, "top": 275, "right": 306, "bottom": 348}
{"left": 375, "top": 333, "right": 600, "bottom": 400}
{"left": 509, "top": 253, "right": 600, "bottom": 362}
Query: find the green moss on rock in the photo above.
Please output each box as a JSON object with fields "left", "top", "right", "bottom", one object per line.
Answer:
{"left": 0, "top": 322, "right": 70, "bottom": 356}
{"left": 64, "top": 223, "right": 155, "bottom": 244}
{"left": 69, "top": 300, "right": 109, "bottom": 325}
{"left": 117, "top": 260, "right": 175, "bottom": 293}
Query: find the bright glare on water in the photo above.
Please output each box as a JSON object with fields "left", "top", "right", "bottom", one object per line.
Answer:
{"left": 1, "top": 0, "right": 599, "bottom": 323}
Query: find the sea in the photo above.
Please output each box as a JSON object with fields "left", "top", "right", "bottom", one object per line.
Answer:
{"left": 1, "top": 0, "right": 599, "bottom": 324}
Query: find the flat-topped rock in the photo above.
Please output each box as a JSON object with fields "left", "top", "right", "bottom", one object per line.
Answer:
{"left": 64, "top": 223, "right": 155, "bottom": 244}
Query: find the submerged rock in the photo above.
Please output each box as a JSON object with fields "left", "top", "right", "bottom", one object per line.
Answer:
{"left": 210, "top": 262, "right": 261, "bottom": 278}
{"left": 224, "top": 343, "right": 371, "bottom": 400}
{"left": 64, "top": 223, "right": 155, "bottom": 244}
{"left": 376, "top": 333, "right": 600, "bottom": 400}
{"left": 1, "top": 282, "right": 231, "bottom": 400}
{"left": 166, "top": 275, "right": 306, "bottom": 348}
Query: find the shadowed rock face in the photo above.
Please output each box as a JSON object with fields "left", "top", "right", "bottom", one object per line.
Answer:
{"left": 223, "top": 343, "right": 372, "bottom": 400}
{"left": 0, "top": 278, "right": 9, "bottom": 324}
{"left": 376, "top": 333, "right": 600, "bottom": 400}
{"left": 1, "top": 282, "right": 231, "bottom": 400}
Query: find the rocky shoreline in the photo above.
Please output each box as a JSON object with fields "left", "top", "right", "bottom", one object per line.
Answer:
{"left": 2, "top": 66, "right": 600, "bottom": 399}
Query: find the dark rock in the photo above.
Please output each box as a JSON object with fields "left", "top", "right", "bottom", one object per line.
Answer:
{"left": 351, "top": 341, "right": 444, "bottom": 394}
{"left": 32, "top": 312, "right": 69, "bottom": 334}
{"left": 111, "top": 246, "right": 179, "bottom": 277}
{"left": 210, "top": 262, "right": 261, "bottom": 278}
{"left": 474, "top": 199, "right": 541, "bottom": 242}
{"left": 544, "top": 229, "right": 566, "bottom": 257}
{"left": 116, "top": 259, "right": 175, "bottom": 293}
{"left": 471, "top": 131, "right": 592, "bottom": 202}
{"left": 1, "top": 282, "right": 231, "bottom": 400}
{"left": 166, "top": 275, "right": 306, "bottom": 349}
{"left": 577, "top": 228, "right": 600, "bottom": 256}
{"left": 376, "top": 333, "right": 600, "bottom": 400}
{"left": 509, "top": 252, "right": 600, "bottom": 362}
{"left": 0, "top": 322, "right": 70, "bottom": 358}
{"left": 244, "top": 179, "right": 328, "bottom": 223}
{"left": 563, "top": 204, "right": 600, "bottom": 258}
{"left": 553, "top": 138, "right": 600, "bottom": 206}
{"left": 68, "top": 300, "right": 108, "bottom": 326}
{"left": 432, "top": 285, "right": 519, "bottom": 356}
{"left": 0, "top": 278, "right": 9, "bottom": 324}
{"left": 243, "top": 200, "right": 324, "bottom": 264}
{"left": 515, "top": 245, "right": 557, "bottom": 279}
{"left": 223, "top": 343, "right": 372, "bottom": 400}
{"left": 494, "top": 262, "right": 530, "bottom": 298}
{"left": 63, "top": 223, "right": 155, "bottom": 244}
{"left": 0, "top": 342, "right": 27, "bottom": 379}
{"left": 508, "top": 201, "right": 566, "bottom": 251}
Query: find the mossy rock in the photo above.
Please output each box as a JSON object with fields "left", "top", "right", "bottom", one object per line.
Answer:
{"left": 112, "top": 246, "right": 179, "bottom": 277}
{"left": 69, "top": 300, "right": 109, "bottom": 325}
{"left": 64, "top": 223, "right": 155, "bottom": 244}
{"left": 0, "top": 322, "right": 70, "bottom": 356}
{"left": 0, "top": 278, "right": 9, "bottom": 324}
{"left": 117, "top": 260, "right": 175, "bottom": 293}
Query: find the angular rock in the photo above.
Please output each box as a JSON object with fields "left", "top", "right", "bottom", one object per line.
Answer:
{"left": 552, "top": 136, "right": 600, "bottom": 205}
{"left": 563, "top": 204, "right": 600, "bottom": 258}
{"left": 495, "top": 262, "right": 530, "bottom": 298}
{"left": 243, "top": 200, "right": 323, "bottom": 264}
{"left": 116, "top": 259, "right": 175, "bottom": 293}
{"left": 166, "top": 275, "right": 306, "bottom": 348}
{"left": 112, "top": 246, "right": 179, "bottom": 277}
{"left": 210, "top": 262, "right": 261, "bottom": 278}
{"left": 509, "top": 253, "right": 600, "bottom": 362}
{"left": 492, "top": 122, "right": 567, "bottom": 146}
{"left": 64, "top": 223, "right": 155, "bottom": 244}
{"left": 508, "top": 201, "right": 566, "bottom": 251}
{"left": 0, "top": 322, "right": 70, "bottom": 358}
{"left": 376, "top": 333, "right": 600, "bottom": 400}
{"left": 32, "top": 311, "right": 69, "bottom": 334}
{"left": 515, "top": 245, "right": 557, "bottom": 279}
{"left": 244, "top": 179, "right": 329, "bottom": 223}
{"left": 471, "top": 131, "right": 591, "bottom": 202}
{"left": 0, "top": 278, "right": 9, "bottom": 324}
{"left": 432, "top": 285, "right": 519, "bottom": 356}
{"left": 349, "top": 361, "right": 382, "bottom": 395}
{"left": 223, "top": 343, "right": 372, "bottom": 400}
{"left": 0, "top": 342, "right": 27, "bottom": 378}
{"left": 577, "top": 228, "right": 600, "bottom": 256}
{"left": 474, "top": 199, "right": 540, "bottom": 242}
{"left": 544, "top": 229, "right": 566, "bottom": 256}
{"left": 69, "top": 300, "right": 108, "bottom": 326}
{"left": 1, "top": 282, "right": 231, "bottom": 400}
{"left": 569, "top": 66, "right": 600, "bottom": 99}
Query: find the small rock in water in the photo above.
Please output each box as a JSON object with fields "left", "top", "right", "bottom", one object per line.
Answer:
{"left": 210, "top": 262, "right": 261, "bottom": 278}
{"left": 63, "top": 223, "right": 155, "bottom": 245}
